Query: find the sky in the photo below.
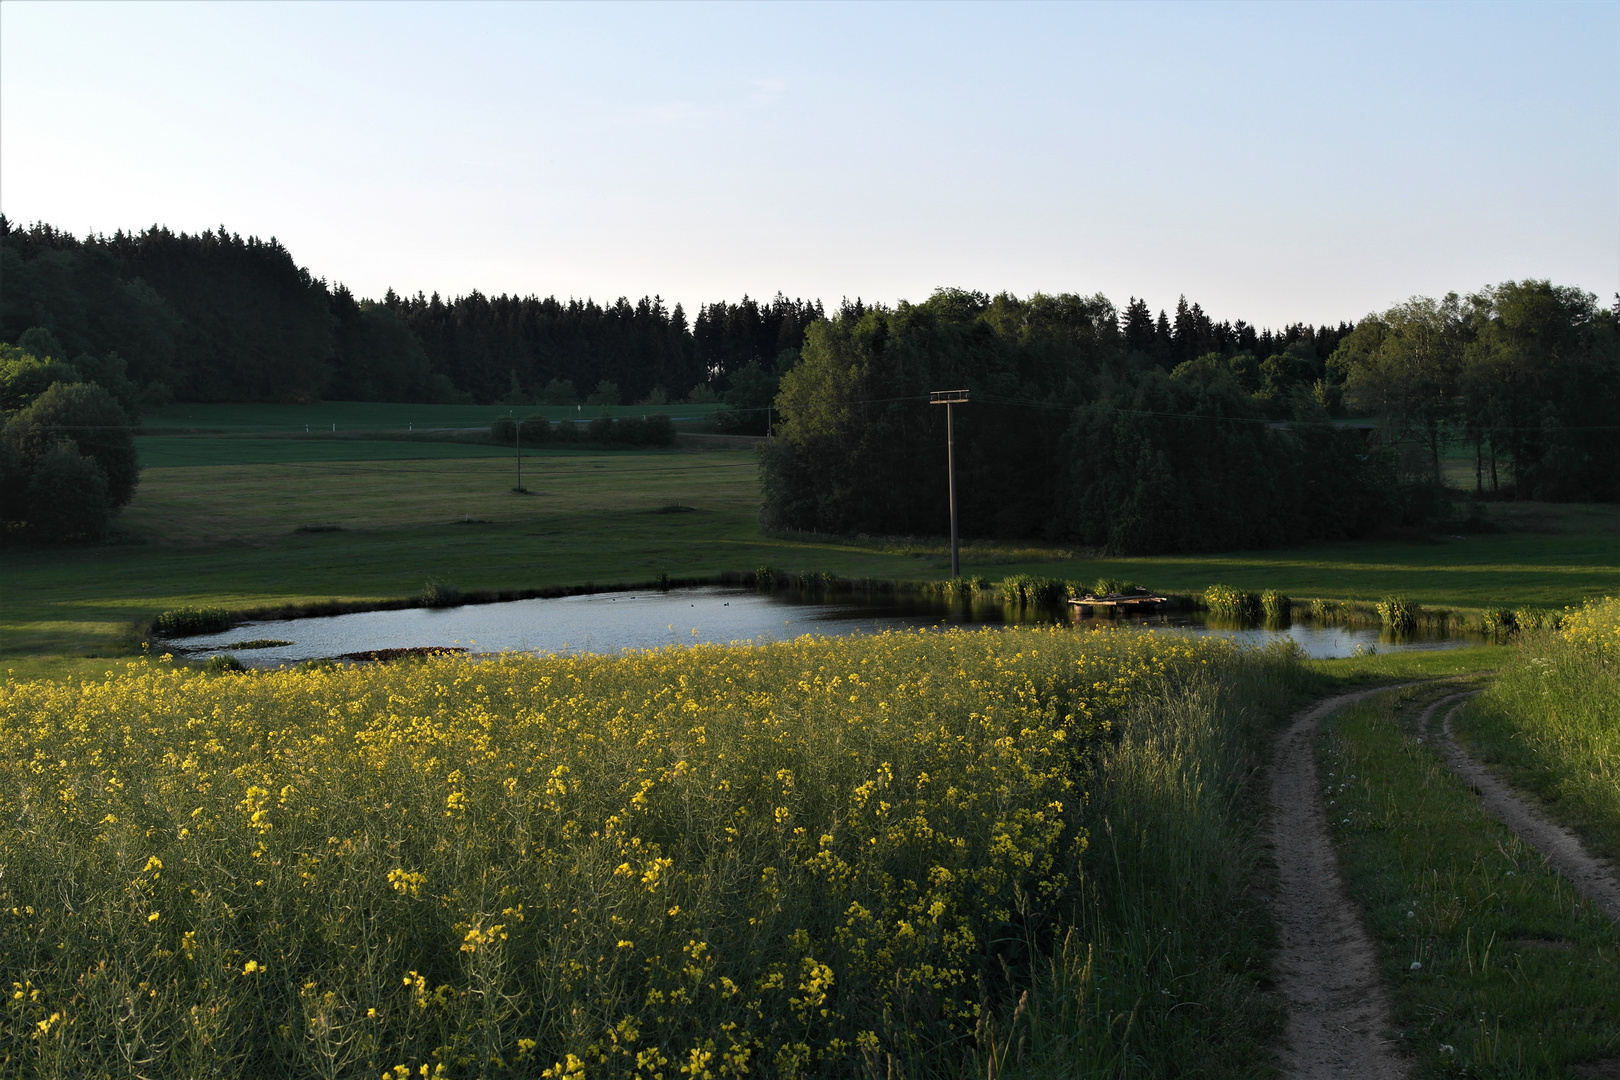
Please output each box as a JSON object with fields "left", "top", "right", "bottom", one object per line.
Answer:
{"left": 2, "top": 0, "right": 1616, "bottom": 329}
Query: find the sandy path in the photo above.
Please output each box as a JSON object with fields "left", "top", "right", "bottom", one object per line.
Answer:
{"left": 1269, "top": 687, "right": 1412, "bottom": 1080}
{"left": 1438, "top": 699, "right": 1620, "bottom": 924}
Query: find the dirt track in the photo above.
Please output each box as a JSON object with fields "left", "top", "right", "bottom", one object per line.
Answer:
{"left": 1268, "top": 687, "right": 1412, "bottom": 1080}
{"left": 1438, "top": 699, "right": 1620, "bottom": 924}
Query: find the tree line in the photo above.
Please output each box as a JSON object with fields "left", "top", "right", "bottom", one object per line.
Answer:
{"left": 7, "top": 217, "right": 1357, "bottom": 418}
{"left": 0, "top": 218, "right": 823, "bottom": 410}
{"left": 762, "top": 282, "right": 1617, "bottom": 554}
{"left": 762, "top": 289, "right": 1392, "bottom": 554}
{"left": 1328, "top": 283, "right": 1618, "bottom": 502}
{"left": 4, "top": 215, "right": 1614, "bottom": 548}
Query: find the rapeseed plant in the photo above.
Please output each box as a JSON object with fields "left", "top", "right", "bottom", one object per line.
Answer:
{"left": 3, "top": 626, "right": 1242, "bottom": 1078}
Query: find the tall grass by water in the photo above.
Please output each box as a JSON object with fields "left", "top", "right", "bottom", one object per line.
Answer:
{"left": 1454, "top": 596, "right": 1620, "bottom": 859}
{"left": 0, "top": 627, "right": 1307, "bottom": 1078}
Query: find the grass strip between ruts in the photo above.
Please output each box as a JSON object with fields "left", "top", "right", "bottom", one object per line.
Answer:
{"left": 1320, "top": 684, "right": 1620, "bottom": 1077}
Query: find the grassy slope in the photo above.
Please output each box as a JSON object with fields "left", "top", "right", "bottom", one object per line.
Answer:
{"left": 4, "top": 402, "right": 1616, "bottom": 671}
{"left": 1452, "top": 615, "right": 1620, "bottom": 863}
{"left": 1320, "top": 684, "right": 1620, "bottom": 1077}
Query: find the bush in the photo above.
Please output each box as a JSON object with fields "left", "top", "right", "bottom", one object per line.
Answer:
{"left": 0, "top": 344, "right": 81, "bottom": 412}
{"left": 554, "top": 419, "right": 580, "bottom": 443}
{"left": 6, "top": 382, "right": 140, "bottom": 508}
{"left": 533, "top": 378, "right": 575, "bottom": 406}
{"left": 586, "top": 415, "right": 615, "bottom": 443}
{"left": 1260, "top": 589, "right": 1291, "bottom": 622}
{"left": 420, "top": 581, "right": 464, "bottom": 608}
{"left": 1482, "top": 608, "right": 1517, "bottom": 639}
{"left": 203, "top": 654, "right": 246, "bottom": 674}
{"left": 20, "top": 441, "right": 111, "bottom": 541}
{"left": 614, "top": 416, "right": 645, "bottom": 444}
{"left": 1204, "top": 584, "right": 1261, "bottom": 621}
{"left": 1513, "top": 607, "right": 1560, "bottom": 631}
{"left": 152, "top": 607, "right": 235, "bottom": 637}
{"left": 1375, "top": 595, "right": 1418, "bottom": 632}
{"left": 493, "top": 416, "right": 552, "bottom": 445}
{"left": 1000, "top": 575, "right": 1069, "bottom": 605}
{"left": 643, "top": 414, "right": 676, "bottom": 446}
{"left": 1308, "top": 598, "right": 1341, "bottom": 621}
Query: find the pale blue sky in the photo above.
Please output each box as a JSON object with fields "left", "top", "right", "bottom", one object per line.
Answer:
{"left": 2, "top": 1, "right": 1615, "bottom": 327}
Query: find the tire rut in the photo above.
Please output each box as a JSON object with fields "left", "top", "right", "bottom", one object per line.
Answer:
{"left": 1437, "top": 698, "right": 1620, "bottom": 924}
{"left": 1268, "top": 687, "right": 1412, "bottom": 1080}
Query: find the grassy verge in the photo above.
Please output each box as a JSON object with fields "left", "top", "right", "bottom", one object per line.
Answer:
{"left": 1320, "top": 683, "right": 1620, "bottom": 1077}
{"left": 996, "top": 644, "right": 1317, "bottom": 1078}
{"left": 1452, "top": 598, "right": 1620, "bottom": 862}
{"left": 1305, "top": 644, "right": 1505, "bottom": 685}
{"left": 2, "top": 626, "right": 1302, "bottom": 1078}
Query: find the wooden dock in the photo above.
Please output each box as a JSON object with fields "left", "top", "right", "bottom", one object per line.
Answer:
{"left": 1068, "top": 591, "right": 1170, "bottom": 616}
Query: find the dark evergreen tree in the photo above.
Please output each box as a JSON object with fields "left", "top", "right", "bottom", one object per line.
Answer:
{"left": 1122, "top": 297, "right": 1155, "bottom": 357}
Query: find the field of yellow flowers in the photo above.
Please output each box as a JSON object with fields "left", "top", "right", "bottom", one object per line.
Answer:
{"left": 3, "top": 626, "right": 1270, "bottom": 1078}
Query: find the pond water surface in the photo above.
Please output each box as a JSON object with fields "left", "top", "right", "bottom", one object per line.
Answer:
{"left": 167, "top": 587, "right": 1470, "bottom": 666}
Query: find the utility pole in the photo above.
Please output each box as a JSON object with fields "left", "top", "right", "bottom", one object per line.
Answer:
{"left": 929, "top": 390, "right": 969, "bottom": 578}
{"left": 514, "top": 417, "right": 525, "bottom": 492}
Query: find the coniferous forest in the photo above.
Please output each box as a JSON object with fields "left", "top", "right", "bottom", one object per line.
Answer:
{"left": 3, "top": 216, "right": 1616, "bottom": 550}
{"left": 0, "top": 218, "right": 821, "bottom": 410}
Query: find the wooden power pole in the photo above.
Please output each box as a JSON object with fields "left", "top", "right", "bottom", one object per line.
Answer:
{"left": 929, "top": 390, "right": 969, "bottom": 578}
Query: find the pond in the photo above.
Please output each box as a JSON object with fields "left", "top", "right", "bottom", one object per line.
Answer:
{"left": 166, "top": 586, "right": 1471, "bottom": 666}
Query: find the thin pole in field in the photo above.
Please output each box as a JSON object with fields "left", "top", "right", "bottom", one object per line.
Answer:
{"left": 515, "top": 417, "right": 524, "bottom": 492}
{"left": 929, "top": 390, "right": 969, "bottom": 578}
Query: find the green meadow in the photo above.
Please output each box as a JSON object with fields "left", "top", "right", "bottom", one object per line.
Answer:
{"left": 3, "top": 404, "right": 1616, "bottom": 679}
{"left": 141, "top": 399, "right": 726, "bottom": 433}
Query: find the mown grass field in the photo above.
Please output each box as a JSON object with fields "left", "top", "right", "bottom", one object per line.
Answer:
{"left": 0, "top": 626, "right": 1313, "bottom": 1078}
{"left": 3, "top": 403, "right": 1616, "bottom": 678}
{"left": 134, "top": 437, "right": 521, "bottom": 468}
{"left": 141, "top": 400, "right": 726, "bottom": 433}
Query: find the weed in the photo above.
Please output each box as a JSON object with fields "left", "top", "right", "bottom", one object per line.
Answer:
{"left": 1376, "top": 595, "right": 1419, "bottom": 632}
{"left": 151, "top": 606, "right": 235, "bottom": 637}
{"left": 1260, "top": 589, "right": 1291, "bottom": 622}
{"left": 1204, "top": 584, "right": 1261, "bottom": 621}
{"left": 420, "top": 581, "right": 464, "bottom": 608}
